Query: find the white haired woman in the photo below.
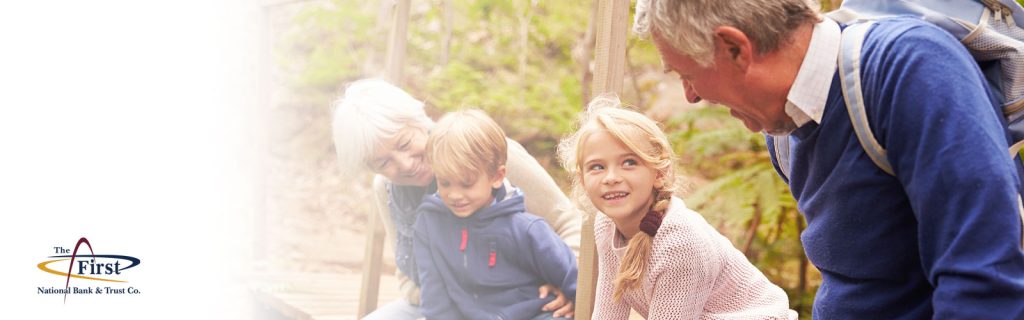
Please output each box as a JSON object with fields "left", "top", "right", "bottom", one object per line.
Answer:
{"left": 333, "top": 78, "right": 582, "bottom": 319}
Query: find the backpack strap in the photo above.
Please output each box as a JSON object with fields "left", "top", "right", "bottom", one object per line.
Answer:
{"left": 769, "top": 135, "right": 793, "bottom": 181}
{"left": 838, "top": 21, "right": 897, "bottom": 176}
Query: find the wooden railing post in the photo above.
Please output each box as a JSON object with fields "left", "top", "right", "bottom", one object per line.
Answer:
{"left": 385, "top": 0, "right": 411, "bottom": 84}
{"left": 576, "top": 0, "right": 629, "bottom": 318}
{"left": 358, "top": 0, "right": 410, "bottom": 318}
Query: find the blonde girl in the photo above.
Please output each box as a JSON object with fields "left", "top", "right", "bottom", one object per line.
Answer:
{"left": 558, "top": 95, "right": 796, "bottom": 319}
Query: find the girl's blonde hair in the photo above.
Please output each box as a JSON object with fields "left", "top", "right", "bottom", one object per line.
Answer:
{"left": 557, "top": 95, "right": 678, "bottom": 300}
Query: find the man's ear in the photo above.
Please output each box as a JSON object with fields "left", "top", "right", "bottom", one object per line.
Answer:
{"left": 491, "top": 165, "right": 507, "bottom": 188}
{"left": 713, "top": 26, "right": 753, "bottom": 71}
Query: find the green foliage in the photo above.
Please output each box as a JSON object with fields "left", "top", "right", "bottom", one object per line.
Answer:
{"left": 286, "top": 0, "right": 589, "bottom": 172}
{"left": 283, "top": 1, "right": 380, "bottom": 91}
{"left": 281, "top": 0, "right": 816, "bottom": 315}
{"left": 664, "top": 105, "right": 815, "bottom": 314}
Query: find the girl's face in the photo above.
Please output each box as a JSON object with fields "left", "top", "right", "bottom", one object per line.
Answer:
{"left": 368, "top": 125, "right": 435, "bottom": 187}
{"left": 579, "top": 129, "right": 660, "bottom": 227}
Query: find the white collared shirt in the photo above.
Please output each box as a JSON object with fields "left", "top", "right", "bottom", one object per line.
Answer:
{"left": 784, "top": 17, "right": 841, "bottom": 127}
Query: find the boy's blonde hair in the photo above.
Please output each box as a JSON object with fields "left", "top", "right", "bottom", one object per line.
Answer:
{"left": 557, "top": 95, "right": 678, "bottom": 300}
{"left": 427, "top": 109, "right": 508, "bottom": 182}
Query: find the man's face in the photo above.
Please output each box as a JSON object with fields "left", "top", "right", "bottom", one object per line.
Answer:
{"left": 653, "top": 33, "right": 794, "bottom": 135}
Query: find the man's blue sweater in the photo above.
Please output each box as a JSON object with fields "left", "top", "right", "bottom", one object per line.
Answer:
{"left": 768, "top": 18, "right": 1024, "bottom": 319}
{"left": 413, "top": 185, "right": 578, "bottom": 320}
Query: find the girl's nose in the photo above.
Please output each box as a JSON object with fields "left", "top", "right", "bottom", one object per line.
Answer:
{"left": 602, "top": 168, "right": 623, "bottom": 185}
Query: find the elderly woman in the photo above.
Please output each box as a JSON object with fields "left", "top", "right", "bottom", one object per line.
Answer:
{"left": 333, "top": 78, "right": 582, "bottom": 320}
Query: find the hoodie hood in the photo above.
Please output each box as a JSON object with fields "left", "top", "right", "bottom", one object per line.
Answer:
{"left": 420, "top": 180, "right": 525, "bottom": 226}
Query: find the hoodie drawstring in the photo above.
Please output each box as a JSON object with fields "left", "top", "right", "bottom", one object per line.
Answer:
{"left": 460, "top": 228, "right": 468, "bottom": 252}
{"left": 460, "top": 228, "right": 468, "bottom": 268}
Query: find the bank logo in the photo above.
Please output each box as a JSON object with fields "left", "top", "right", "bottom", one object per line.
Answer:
{"left": 37, "top": 237, "right": 142, "bottom": 302}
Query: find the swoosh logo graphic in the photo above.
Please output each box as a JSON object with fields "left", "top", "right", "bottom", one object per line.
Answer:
{"left": 37, "top": 259, "right": 128, "bottom": 283}
{"left": 63, "top": 237, "right": 94, "bottom": 304}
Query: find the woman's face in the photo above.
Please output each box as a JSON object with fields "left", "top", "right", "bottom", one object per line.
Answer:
{"left": 368, "top": 125, "right": 434, "bottom": 186}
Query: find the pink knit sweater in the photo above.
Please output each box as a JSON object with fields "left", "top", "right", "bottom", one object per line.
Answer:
{"left": 594, "top": 197, "right": 797, "bottom": 319}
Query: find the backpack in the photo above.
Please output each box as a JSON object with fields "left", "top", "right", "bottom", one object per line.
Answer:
{"left": 767, "top": 0, "right": 1024, "bottom": 244}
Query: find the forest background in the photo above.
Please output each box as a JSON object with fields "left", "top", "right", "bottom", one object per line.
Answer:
{"left": 257, "top": 1, "right": 851, "bottom": 318}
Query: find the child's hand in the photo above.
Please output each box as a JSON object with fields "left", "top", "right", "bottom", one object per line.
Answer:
{"left": 538, "top": 284, "right": 574, "bottom": 318}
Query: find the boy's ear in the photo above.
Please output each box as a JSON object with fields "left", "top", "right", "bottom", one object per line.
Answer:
{"left": 491, "top": 165, "right": 507, "bottom": 188}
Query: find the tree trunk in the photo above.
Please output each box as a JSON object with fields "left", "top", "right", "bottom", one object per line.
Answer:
{"left": 625, "top": 41, "right": 643, "bottom": 109}
{"left": 742, "top": 203, "right": 762, "bottom": 257}
{"left": 577, "top": 0, "right": 598, "bottom": 106}
{"left": 440, "top": 0, "right": 453, "bottom": 66}
{"left": 795, "top": 212, "right": 809, "bottom": 312}
{"left": 516, "top": 0, "right": 538, "bottom": 106}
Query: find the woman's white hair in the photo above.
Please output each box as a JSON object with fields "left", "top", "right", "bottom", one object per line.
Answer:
{"left": 331, "top": 78, "right": 435, "bottom": 180}
{"left": 634, "top": 0, "right": 818, "bottom": 66}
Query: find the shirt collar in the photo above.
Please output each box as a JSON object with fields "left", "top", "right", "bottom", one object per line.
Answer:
{"left": 785, "top": 17, "right": 841, "bottom": 127}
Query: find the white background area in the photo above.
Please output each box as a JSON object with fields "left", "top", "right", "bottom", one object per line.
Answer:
{"left": 0, "top": 1, "right": 260, "bottom": 318}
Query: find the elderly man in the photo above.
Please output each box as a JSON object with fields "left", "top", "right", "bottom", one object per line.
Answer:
{"left": 634, "top": 0, "right": 1024, "bottom": 319}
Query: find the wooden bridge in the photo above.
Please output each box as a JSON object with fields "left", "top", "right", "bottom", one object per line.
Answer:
{"left": 249, "top": 272, "right": 402, "bottom": 320}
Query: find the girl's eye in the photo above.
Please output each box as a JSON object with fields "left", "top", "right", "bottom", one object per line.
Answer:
{"left": 376, "top": 160, "right": 390, "bottom": 171}
{"left": 439, "top": 180, "right": 450, "bottom": 187}
{"left": 399, "top": 139, "right": 410, "bottom": 151}
{"left": 461, "top": 182, "right": 474, "bottom": 188}
{"left": 623, "top": 159, "right": 638, "bottom": 167}
{"left": 587, "top": 164, "right": 605, "bottom": 172}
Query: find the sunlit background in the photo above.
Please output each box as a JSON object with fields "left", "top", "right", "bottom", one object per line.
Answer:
{"left": 0, "top": 0, "right": 889, "bottom": 319}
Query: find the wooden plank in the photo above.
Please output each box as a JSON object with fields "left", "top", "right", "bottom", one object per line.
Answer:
{"left": 580, "top": 0, "right": 630, "bottom": 318}
{"left": 575, "top": 212, "right": 601, "bottom": 319}
{"left": 357, "top": 204, "right": 387, "bottom": 317}
{"left": 251, "top": 272, "right": 401, "bottom": 319}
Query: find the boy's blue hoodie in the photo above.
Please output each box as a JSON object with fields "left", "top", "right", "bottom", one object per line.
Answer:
{"left": 413, "top": 184, "right": 578, "bottom": 320}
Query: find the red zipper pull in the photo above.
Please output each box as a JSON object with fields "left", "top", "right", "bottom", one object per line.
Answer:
{"left": 488, "top": 241, "right": 497, "bottom": 268}
{"left": 459, "top": 228, "right": 467, "bottom": 252}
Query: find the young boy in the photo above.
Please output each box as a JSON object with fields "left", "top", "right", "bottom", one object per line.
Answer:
{"left": 413, "top": 109, "right": 578, "bottom": 320}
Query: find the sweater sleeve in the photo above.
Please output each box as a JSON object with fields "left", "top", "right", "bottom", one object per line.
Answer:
{"left": 647, "top": 223, "right": 718, "bottom": 318}
{"left": 505, "top": 138, "right": 582, "bottom": 254}
{"left": 373, "top": 175, "right": 421, "bottom": 305}
{"left": 863, "top": 23, "right": 1024, "bottom": 318}
{"left": 413, "top": 213, "right": 463, "bottom": 320}
{"left": 593, "top": 262, "right": 631, "bottom": 320}
{"left": 592, "top": 217, "right": 632, "bottom": 320}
